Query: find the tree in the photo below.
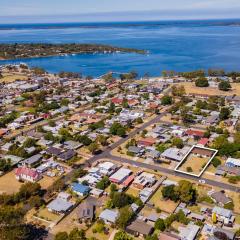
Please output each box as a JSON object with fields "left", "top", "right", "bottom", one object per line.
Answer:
{"left": 175, "top": 180, "right": 197, "bottom": 203}
{"left": 219, "top": 107, "right": 230, "bottom": 120}
{"left": 116, "top": 128, "right": 126, "bottom": 137}
{"left": 0, "top": 206, "right": 30, "bottom": 240}
{"left": 110, "top": 122, "right": 126, "bottom": 137}
{"left": 97, "top": 135, "right": 108, "bottom": 146}
{"left": 171, "top": 85, "right": 186, "bottom": 97}
{"left": 88, "top": 142, "right": 100, "bottom": 154}
{"left": 68, "top": 228, "right": 86, "bottom": 240}
{"left": 114, "top": 231, "right": 133, "bottom": 240}
{"left": 172, "top": 138, "right": 184, "bottom": 149}
{"left": 61, "top": 98, "right": 70, "bottom": 106}
{"left": 154, "top": 218, "right": 165, "bottom": 231}
{"left": 211, "top": 157, "right": 221, "bottom": 168}
{"left": 55, "top": 232, "right": 69, "bottom": 240}
{"left": 22, "top": 137, "right": 36, "bottom": 148}
{"left": 218, "top": 81, "right": 231, "bottom": 91}
{"left": 195, "top": 77, "right": 209, "bottom": 87}
{"left": 96, "top": 176, "right": 110, "bottom": 190}
{"left": 161, "top": 95, "right": 173, "bottom": 105}
{"left": 29, "top": 195, "right": 43, "bottom": 208}
{"left": 161, "top": 185, "right": 179, "bottom": 202}
{"left": 116, "top": 206, "right": 133, "bottom": 229}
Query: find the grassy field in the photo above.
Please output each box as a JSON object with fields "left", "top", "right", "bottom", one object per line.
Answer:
{"left": 0, "top": 73, "right": 28, "bottom": 83}
{"left": 125, "top": 187, "right": 140, "bottom": 197}
{"left": 176, "top": 82, "right": 240, "bottom": 96}
{"left": 0, "top": 170, "right": 23, "bottom": 194}
{"left": 149, "top": 186, "right": 178, "bottom": 213}
{"left": 86, "top": 222, "right": 113, "bottom": 240}
{"left": 178, "top": 154, "right": 210, "bottom": 175}
{"left": 37, "top": 208, "right": 61, "bottom": 222}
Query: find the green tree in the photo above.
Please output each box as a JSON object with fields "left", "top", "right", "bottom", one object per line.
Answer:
{"left": 175, "top": 180, "right": 197, "bottom": 203}
{"left": 218, "top": 81, "right": 231, "bottom": 91}
{"left": 172, "top": 137, "right": 184, "bottom": 149}
{"left": 219, "top": 107, "right": 230, "bottom": 120}
{"left": 116, "top": 206, "right": 133, "bottom": 229}
{"left": 55, "top": 232, "right": 69, "bottom": 240}
{"left": 96, "top": 176, "right": 110, "bottom": 190}
{"left": 161, "top": 95, "right": 173, "bottom": 105}
{"left": 195, "top": 77, "right": 209, "bottom": 87}
{"left": 88, "top": 142, "right": 100, "bottom": 154}
{"left": 154, "top": 218, "right": 165, "bottom": 231}
{"left": 114, "top": 230, "right": 133, "bottom": 240}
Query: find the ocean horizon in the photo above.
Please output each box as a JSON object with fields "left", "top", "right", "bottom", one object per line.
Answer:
{"left": 1, "top": 19, "right": 240, "bottom": 77}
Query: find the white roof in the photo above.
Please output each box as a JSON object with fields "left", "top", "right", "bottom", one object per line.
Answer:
{"left": 226, "top": 157, "right": 240, "bottom": 167}
{"left": 98, "top": 161, "right": 115, "bottom": 170}
{"left": 110, "top": 168, "right": 132, "bottom": 182}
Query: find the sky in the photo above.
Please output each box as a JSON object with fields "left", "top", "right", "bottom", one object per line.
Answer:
{"left": 0, "top": 0, "right": 240, "bottom": 23}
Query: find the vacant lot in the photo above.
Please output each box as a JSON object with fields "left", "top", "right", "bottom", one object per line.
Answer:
{"left": 149, "top": 186, "right": 178, "bottom": 213}
{"left": 36, "top": 208, "right": 61, "bottom": 222}
{"left": 126, "top": 187, "right": 140, "bottom": 198}
{"left": 0, "top": 73, "right": 28, "bottom": 83}
{"left": 178, "top": 154, "right": 209, "bottom": 176}
{"left": 0, "top": 170, "right": 23, "bottom": 194}
{"left": 176, "top": 82, "right": 240, "bottom": 96}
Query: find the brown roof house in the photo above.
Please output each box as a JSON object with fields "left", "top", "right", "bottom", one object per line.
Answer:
{"left": 126, "top": 219, "right": 153, "bottom": 237}
{"left": 210, "top": 191, "right": 232, "bottom": 207}
{"left": 78, "top": 199, "right": 95, "bottom": 222}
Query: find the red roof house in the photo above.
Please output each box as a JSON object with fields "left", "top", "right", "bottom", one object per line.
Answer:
{"left": 137, "top": 137, "right": 156, "bottom": 147}
{"left": 111, "top": 97, "right": 123, "bottom": 105}
{"left": 15, "top": 167, "right": 42, "bottom": 182}
{"left": 185, "top": 129, "right": 205, "bottom": 138}
{"left": 198, "top": 138, "right": 209, "bottom": 147}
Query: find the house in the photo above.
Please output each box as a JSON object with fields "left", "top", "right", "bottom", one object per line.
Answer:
{"left": 178, "top": 223, "right": 200, "bottom": 240}
{"left": 139, "top": 187, "right": 153, "bottom": 202}
{"left": 46, "top": 146, "right": 62, "bottom": 156}
{"left": 122, "top": 174, "right": 135, "bottom": 187}
{"left": 47, "top": 197, "right": 73, "bottom": 214}
{"left": 226, "top": 157, "right": 240, "bottom": 168}
{"left": 137, "top": 137, "right": 156, "bottom": 147}
{"left": 0, "top": 128, "right": 9, "bottom": 138}
{"left": 185, "top": 129, "right": 205, "bottom": 139}
{"left": 58, "top": 149, "right": 76, "bottom": 161}
{"left": 159, "top": 232, "right": 180, "bottom": 240}
{"left": 146, "top": 149, "right": 161, "bottom": 160}
{"left": 64, "top": 140, "right": 83, "bottom": 150}
{"left": 109, "top": 168, "right": 132, "bottom": 184}
{"left": 212, "top": 206, "right": 235, "bottom": 225}
{"left": 98, "top": 162, "right": 117, "bottom": 176}
{"left": 126, "top": 219, "right": 153, "bottom": 237}
{"left": 197, "top": 138, "right": 209, "bottom": 147}
{"left": 191, "top": 147, "right": 214, "bottom": 158}
{"left": 99, "top": 209, "right": 118, "bottom": 224}
{"left": 15, "top": 167, "right": 42, "bottom": 182}
{"left": 78, "top": 199, "right": 95, "bottom": 221}
{"left": 128, "top": 146, "right": 145, "bottom": 156}
{"left": 210, "top": 191, "right": 232, "bottom": 207}
{"left": 161, "top": 147, "right": 190, "bottom": 162}
{"left": 132, "top": 172, "right": 156, "bottom": 190}
{"left": 20, "top": 154, "right": 42, "bottom": 168}
{"left": 71, "top": 183, "right": 90, "bottom": 197}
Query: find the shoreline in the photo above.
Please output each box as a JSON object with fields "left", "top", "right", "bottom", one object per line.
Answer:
{"left": 0, "top": 43, "right": 146, "bottom": 61}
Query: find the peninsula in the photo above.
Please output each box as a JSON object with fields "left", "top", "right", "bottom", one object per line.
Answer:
{"left": 0, "top": 43, "right": 146, "bottom": 60}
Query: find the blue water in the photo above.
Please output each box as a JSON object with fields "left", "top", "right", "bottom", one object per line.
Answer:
{"left": 0, "top": 20, "right": 240, "bottom": 77}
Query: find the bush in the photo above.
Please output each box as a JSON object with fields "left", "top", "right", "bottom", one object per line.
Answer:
{"left": 195, "top": 77, "right": 209, "bottom": 87}
{"left": 186, "top": 167, "right": 193, "bottom": 172}
{"left": 211, "top": 157, "right": 221, "bottom": 168}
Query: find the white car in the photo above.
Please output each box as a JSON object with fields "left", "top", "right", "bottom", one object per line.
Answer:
{"left": 198, "top": 179, "right": 206, "bottom": 184}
